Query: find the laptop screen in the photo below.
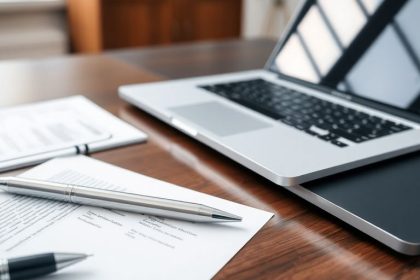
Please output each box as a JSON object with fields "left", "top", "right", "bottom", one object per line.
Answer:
{"left": 269, "top": 0, "right": 420, "bottom": 116}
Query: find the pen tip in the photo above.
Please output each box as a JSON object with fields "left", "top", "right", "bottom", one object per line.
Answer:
{"left": 211, "top": 210, "right": 242, "bottom": 222}
{"left": 55, "top": 253, "right": 91, "bottom": 271}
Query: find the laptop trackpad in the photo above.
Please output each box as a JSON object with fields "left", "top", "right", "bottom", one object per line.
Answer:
{"left": 169, "top": 101, "right": 271, "bottom": 137}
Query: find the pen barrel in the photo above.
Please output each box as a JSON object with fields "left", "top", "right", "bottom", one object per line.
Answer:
{"left": 4, "top": 178, "right": 71, "bottom": 202}
{"left": 70, "top": 186, "right": 215, "bottom": 222}
{"left": 4, "top": 253, "right": 56, "bottom": 280}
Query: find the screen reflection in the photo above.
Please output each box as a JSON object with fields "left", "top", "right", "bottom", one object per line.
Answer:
{"left": 272, "top": 0, "right": 420, "bottom": 114}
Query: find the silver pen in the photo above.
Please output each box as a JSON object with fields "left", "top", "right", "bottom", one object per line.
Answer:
{"left": 0, "top": 177, "right": 242, "bottom": 223}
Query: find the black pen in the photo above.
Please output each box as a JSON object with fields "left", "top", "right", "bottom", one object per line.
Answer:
{"left": 0, "top": 252, "right": 90, "bottom": 280}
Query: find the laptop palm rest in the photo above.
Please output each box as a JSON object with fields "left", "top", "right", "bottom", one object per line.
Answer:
{"left": 169, "top": 101, "right": 271, "bottom": 137}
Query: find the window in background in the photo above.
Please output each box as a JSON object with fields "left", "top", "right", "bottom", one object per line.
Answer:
{"left": 242, "top": 0, "right": 302, "bottom": 39}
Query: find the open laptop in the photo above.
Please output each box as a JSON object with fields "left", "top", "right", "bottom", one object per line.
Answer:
{"left": 120, "top": 0, "right": 420, "bottom": 187}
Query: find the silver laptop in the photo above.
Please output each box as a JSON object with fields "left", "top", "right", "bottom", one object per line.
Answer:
{"left": 120, "top": 0, "right": 420, "bottom": 186}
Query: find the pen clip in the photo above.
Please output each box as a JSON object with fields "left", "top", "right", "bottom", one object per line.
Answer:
{"left": 75, "top": 144, "right": 89, "bottom": 155}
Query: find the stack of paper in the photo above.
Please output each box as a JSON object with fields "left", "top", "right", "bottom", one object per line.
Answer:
{"left": 0, "top": 96, "right": 147, "bottom": 172}
{"left": 0, "top": 156, "right": 273, "bottom": 279}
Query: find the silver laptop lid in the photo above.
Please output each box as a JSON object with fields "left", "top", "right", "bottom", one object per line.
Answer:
{"left": 265, "top": 0, "right": 420, "bottom": 123}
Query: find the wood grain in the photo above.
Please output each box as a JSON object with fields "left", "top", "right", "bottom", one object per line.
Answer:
{"left": 67, "top": 0, "right": 242, "bottom": 53}
{"left": 101, "top": 0, "right": 174, "bottom": 49}
{"left": 67, "top": 0, "right": 103, "bottom": 53}
{"left": 180, "top": 0, "right": 242, "bottom": 42}
{"left": 1, "top": 39, "right": 420, "bottom": 279}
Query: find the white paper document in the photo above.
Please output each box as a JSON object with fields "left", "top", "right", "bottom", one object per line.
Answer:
{"left": 0, "top": 156, "right": 273, "bottom": 279}
{"left": 0, "top": 96, "right": 147, "bottom": 172}
{"left": 0, "top": 100, "right": 110, "bottom": 162}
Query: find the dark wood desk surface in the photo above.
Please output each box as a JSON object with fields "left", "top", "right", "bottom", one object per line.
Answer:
{"left": 2, "top": 39, "right": 420, "bottom": 279}
{"left": 107, "top": 38, "right": 276, "bottom": 79}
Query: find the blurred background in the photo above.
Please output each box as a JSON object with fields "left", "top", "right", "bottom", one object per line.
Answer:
{"left": 0, "top": 0, "right": 301, "bottom": 61}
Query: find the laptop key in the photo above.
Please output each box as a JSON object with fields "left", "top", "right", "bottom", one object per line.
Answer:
{"left": 390, "top": 124, "right": 411, "bottom": 132}
{"left": 331, "top": 140, "right": 348, "bottom": 147}
{"left": 240, "top": 102, "right": 284, "bottom": 120}
{"left": 319, "top": 133, "right": 339, "bottom": 141}
{"left": 329, "top": 128, "right": 365, "bottom": 143}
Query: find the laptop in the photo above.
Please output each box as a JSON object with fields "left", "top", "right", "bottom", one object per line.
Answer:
{"left": 120, "top": 0, "right": 420, "bottom": 187}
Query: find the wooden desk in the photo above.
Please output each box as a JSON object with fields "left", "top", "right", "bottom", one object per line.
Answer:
{"left": 1, "top": 39, "right": 419, "bottom": 279}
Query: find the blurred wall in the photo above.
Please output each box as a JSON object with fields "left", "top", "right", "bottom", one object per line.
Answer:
{"left": 0, "top": 0, "right": 68, "bottom": 60}
{"left": 0, "top": 0, "right": 300, "bottom": 59}
{"left": 242, "top": 0, "right": 302, "bottom": 39}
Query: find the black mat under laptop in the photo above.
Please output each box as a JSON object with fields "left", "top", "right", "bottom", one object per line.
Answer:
{"left": 302, "top": 151, "right": 420, "bottom": 255}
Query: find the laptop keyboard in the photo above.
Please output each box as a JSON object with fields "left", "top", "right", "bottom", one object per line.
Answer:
{"left": 199, "top": 79, "right": 412, "bottom": 148}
